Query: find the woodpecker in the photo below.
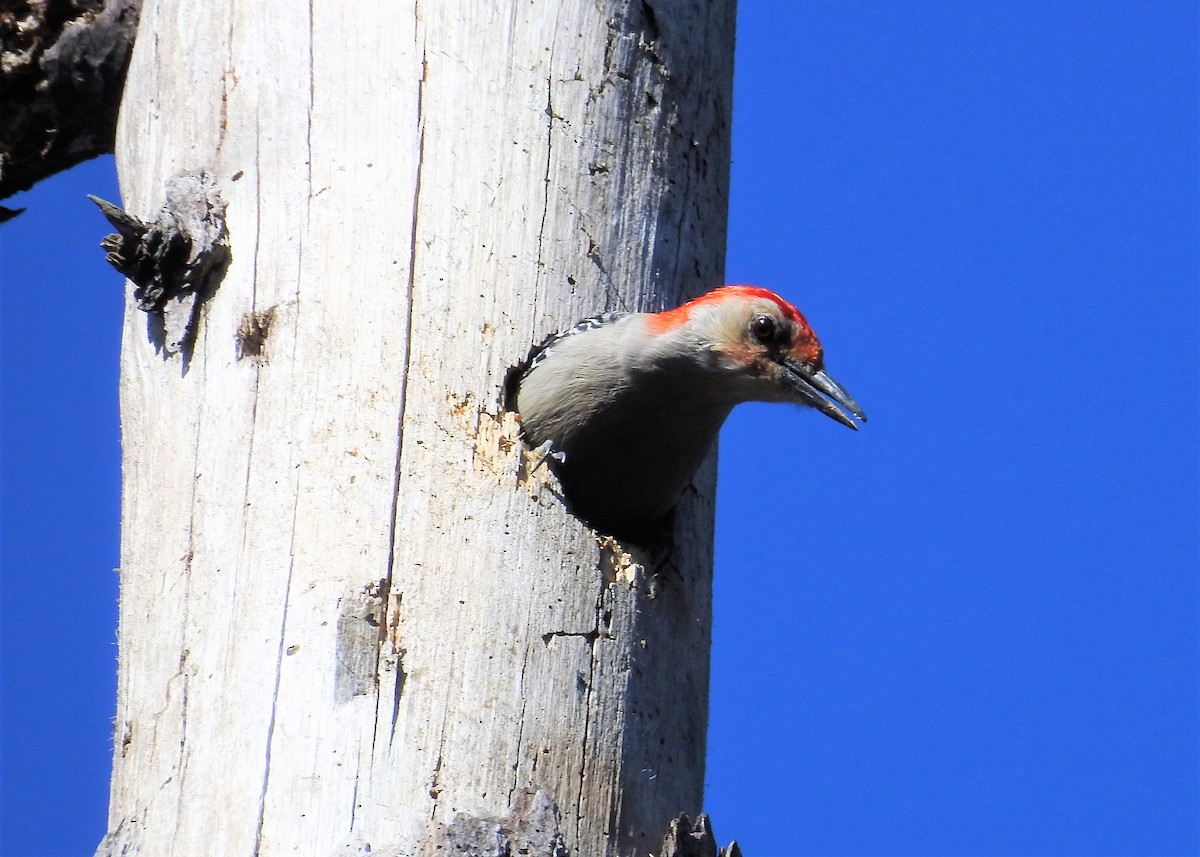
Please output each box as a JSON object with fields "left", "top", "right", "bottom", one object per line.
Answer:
{"left": 512, "top": 285, "right": 866, "bottom": 540}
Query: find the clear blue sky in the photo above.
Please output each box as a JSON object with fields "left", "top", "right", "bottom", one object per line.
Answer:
{"left": 2, "top": 4, "right": 1197, "bottom": 856}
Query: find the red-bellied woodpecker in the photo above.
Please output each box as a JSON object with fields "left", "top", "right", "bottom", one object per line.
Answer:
{"left": 512, "top": 285, "right": 866, "bottom": 540}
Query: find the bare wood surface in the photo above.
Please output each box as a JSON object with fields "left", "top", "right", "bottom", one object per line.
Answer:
{"left": 101, "top": 2, "right": 734, "bottom": 855}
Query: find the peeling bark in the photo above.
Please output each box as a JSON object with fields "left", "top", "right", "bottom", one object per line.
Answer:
{"left": 90, "top": 169, "right": 229, "bottom": 362}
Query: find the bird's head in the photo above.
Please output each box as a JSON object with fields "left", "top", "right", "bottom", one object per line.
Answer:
{"left": 649, "top": 285, "right": 868, "bottom": 429}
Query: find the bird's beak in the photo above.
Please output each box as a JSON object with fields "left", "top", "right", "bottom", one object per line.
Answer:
{"left": 781, "top": 361, "right": 868, "bottom": 430}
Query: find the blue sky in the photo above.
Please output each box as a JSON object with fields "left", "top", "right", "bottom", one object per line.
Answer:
{"left": 2, "top": 3, "right": 1197, "bottom": 856}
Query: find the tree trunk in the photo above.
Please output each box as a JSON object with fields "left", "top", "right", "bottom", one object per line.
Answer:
{"left": 99, "top": 2, "right": 734, "bottom": 855}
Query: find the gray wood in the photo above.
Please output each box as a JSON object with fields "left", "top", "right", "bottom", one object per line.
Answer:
{"left": 99, "top": 2, "right": 734, "bottom": 855}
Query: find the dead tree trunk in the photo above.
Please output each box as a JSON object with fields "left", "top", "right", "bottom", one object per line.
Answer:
{"left": 97, "top": 2, "right": 734, "bottom": 855}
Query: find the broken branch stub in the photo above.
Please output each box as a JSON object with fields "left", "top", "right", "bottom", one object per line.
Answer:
{"left": 658, "top": 813, "right": 742, "bottom": 857}
{"left": 90, "top": 168, "right": 229, "bottom": 359}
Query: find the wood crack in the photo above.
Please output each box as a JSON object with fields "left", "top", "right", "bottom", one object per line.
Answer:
{"left": 573, "top": 577, "right": 606, "bottom": 846}
{"left": 534, "top": 58, "right": 556, "bottom": 277}
{"left": 250, "top": 489, "right": 300, "bottom": 855}
{"left": 377, "top": 41, "right": 428, "bottom": 752}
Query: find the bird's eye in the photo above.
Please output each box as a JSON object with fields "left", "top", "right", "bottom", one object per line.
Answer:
{"left": 750, "top": 314, "right": 777, "bottom": 343}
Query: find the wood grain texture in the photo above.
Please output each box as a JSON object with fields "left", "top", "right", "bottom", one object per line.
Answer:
{"left": 101, "top": 2, "right": 734, "bottom": 855}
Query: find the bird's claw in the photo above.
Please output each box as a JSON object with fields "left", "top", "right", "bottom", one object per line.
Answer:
{"left": 530, "top": 440, "right": 567, "bottom": 472}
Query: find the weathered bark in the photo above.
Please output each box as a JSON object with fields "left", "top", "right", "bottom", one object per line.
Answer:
{"left": 659, "top": 813, "right": 742, "bottom": 857}
{"left": 0, "top": 0, "right": 139, "bottom": 203}
{"left": 100, "top": 2, "right": 734, "bottom": 856}
{"left": 89, "top": 169, "right": 230, "bottom": 358}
